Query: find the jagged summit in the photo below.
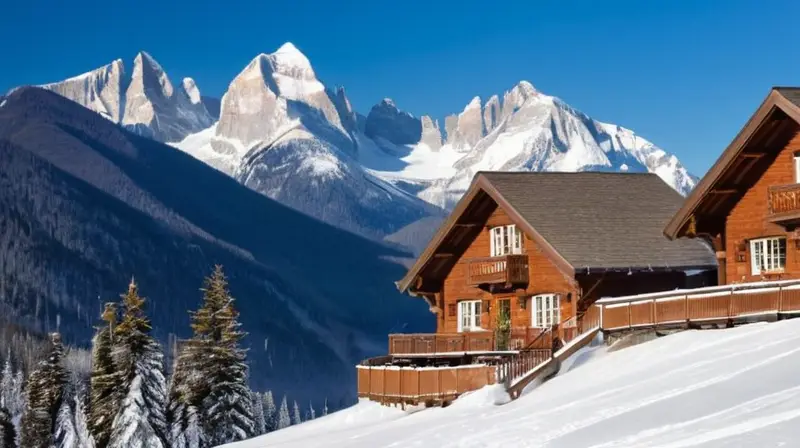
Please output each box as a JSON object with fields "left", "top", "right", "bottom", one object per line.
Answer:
{"left": 38, "top": 52, "right": 212, "bottom": 142}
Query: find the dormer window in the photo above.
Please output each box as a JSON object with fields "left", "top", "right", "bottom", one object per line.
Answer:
{"left": 490, "top": 225, "right": 523, "bottom": 257}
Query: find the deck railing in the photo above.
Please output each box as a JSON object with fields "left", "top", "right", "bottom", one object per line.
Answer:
{"left": 466, "top": 254, "right": 528, "bottom": 286}
{"left": 769, "top": 184, "right": 800, "bottom": 218}
{"left": 596, "top": 279, "right": 800, "bottom": 331}
{"left": 389, "top": 327, "right": 549, "bottom": 355}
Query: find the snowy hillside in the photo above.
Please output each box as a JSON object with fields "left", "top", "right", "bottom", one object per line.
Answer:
{"left": 226, "top": 319, "right": 800, "bottom": 447}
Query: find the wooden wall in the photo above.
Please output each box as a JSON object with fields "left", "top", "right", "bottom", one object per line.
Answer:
{"left": 726, "top": 130, "right": 800, "bottom": 283}
{"left": 440, "top": 206, "right": 576, "bottom": 333}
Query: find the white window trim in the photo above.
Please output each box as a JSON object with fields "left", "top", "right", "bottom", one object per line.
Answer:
{"left": 794, "top": 154, "right": 800, "bottom": 183}
{"left": 531, "top": 294, "right": 560, "bottom": 328}
{"left": 457, "top": 300, "right": 483, "bottom": 332}
{"left": 750, "top": 237, "right": 786, "bottom": 276}
{"left": 489, "top": 225, "right": 523, "bottom": 257}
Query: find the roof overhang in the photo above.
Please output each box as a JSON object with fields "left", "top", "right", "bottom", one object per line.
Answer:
{"left": 396, "top": 174, "right": 575, "bottom": 304}
{"left": 664, "top": 89, "right": 800, "bottom": 240}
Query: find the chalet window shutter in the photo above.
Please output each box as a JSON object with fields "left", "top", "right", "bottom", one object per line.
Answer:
{"left": 448, "top": 303, "right": 456, "bottom": 317}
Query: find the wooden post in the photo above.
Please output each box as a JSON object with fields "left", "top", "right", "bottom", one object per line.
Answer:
{"left": 627, "top": 303, "right": 632, "bottom": 330}
{"left": 652, "top": 298, "right": 656, "bottom": 327}
{"left": 778, "top": 284, "right": 784, "bottom": 314}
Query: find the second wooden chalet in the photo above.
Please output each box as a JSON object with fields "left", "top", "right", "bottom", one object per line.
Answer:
{"left": 396, "top": 172, "right": 718, "bottom": 347}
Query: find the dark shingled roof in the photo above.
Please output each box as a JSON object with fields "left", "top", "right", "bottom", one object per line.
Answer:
{"left": 481, "top": 171, "right": 716, "bottom": 271}
{"left": 774, "top": 87, "right": 800, "bottom": 108}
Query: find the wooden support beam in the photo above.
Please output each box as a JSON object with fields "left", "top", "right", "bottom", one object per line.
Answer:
{"left": 739, "top": 153, "right": 765, "bottom": 159}
{"left": 709, "top": 189, "right": 737, "bottom": 194}
{"left": 454, "top": 223, "right": 479, "bottom": 228}
{"left": 433, "top": 253, "right": 454, "bottom": 258}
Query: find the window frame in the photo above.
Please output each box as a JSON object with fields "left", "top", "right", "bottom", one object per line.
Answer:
{"left": 489, "top": 225, "right": 523, "bottom": 257}
{"left": 457, "top": 300, "right": 483, "bottom": 332}
{"left": 750, "top": 236, "right": 786, "bottom": 276}
{"left": 531, "top": 294, "right": 560, "bottom": 328}
{"left": 794, "top": 153, "right": 800, "bottom": 183}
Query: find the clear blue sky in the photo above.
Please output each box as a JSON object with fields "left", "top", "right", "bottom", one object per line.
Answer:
{"left": 2, "top": 0, "right": 799, "bottom": 176}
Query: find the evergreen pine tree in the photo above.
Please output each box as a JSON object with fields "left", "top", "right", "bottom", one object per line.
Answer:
{"left": 0, "top": 355, "right": 22, "bottom": 438}
{"left": 190, "top": 266, "right": 255, "bottom": 445}
{"left": 291, "top": 400, "right": 301, "bottom": 426}
{"left": 251, "top": 390, "right": 265, "bottom": 436}
{"left": 107, "top": 279, "right": 168, "bottom": 448}
{"left": 322, "top": 398, "right": 328, "bottom": 417}
{"left": 168, "top": 403, "right": 200, "bottom": 448}
{"left": 262, "top": 391, "right": 276, "bottom": 433}
{"left": 88, "top": 302, "right": 121, "bottom": 447}
{"left": 308, "top": 401, "right": 316, "bottom": 420}
{"left": 0, "top": 351, "right": 12, "bottom": 411}
{"left": 0, "top": 407, "right": 16, "bottom": 448}
{"left": 20, "top": 333, "right": 68, "bottom": 448}
{"left": 277, "top": 396, "right": 290, "bottom": 430}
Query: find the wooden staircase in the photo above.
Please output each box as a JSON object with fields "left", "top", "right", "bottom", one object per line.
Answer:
{"left": 499, "top": 307, "right": 602, "bottom": 400}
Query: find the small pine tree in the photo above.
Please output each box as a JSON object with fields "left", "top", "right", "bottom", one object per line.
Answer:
{"left": 276, "top": 396, "right": 290, "bottom": 430}
{"left": 107, "top": 279, "right": 168, "bottom": 448}
{"left": 88, "top": 302, "right": 121, "bottom": 447}
{"left": 308, "top": 401, "right": 315, "bottom": 421}
{"left": 0, "top": 352, "right": 13, "bottom": 410}
{"left": 251, "top": 391, "right": 266, "bottom": 436}
{"left": 262, "top": 391, "right": 276, "bottom": 433}
{"left": 291, "top": 400, "right": 301, "bottom": 426}
{"left": 20, "top": 333, "right": 68, "bottom": 448}
{"left": 322, "top": 398, "right": 328, "bottom": 417}
{"left": 0, "top": 407, "right": 16, "bottom": 448}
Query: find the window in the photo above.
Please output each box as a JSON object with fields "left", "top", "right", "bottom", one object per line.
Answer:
{"left": 531, "top": 294, "right": 559, "bottom": 328}
{"left": 750, "top": 237, "right": 786, "bottom": 275}
{"left": 490, "top": 225, "right": 523, "bottom": 256}
{"left": 794, "top": 153, "right": 800, "bottom": 183}
{"left": 457, "top": 300, "right": 482, "bottom": 332}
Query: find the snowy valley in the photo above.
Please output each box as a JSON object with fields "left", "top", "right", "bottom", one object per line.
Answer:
{"left": 36, "top": 42, "right": 697, "bottom": 252}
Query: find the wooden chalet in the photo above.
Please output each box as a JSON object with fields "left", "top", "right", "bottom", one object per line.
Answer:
{"left": 358, "top": 171, "right": 717, "bottom": 406}
{"left": 665, "top": 87, "right": 800, "bottom": 285}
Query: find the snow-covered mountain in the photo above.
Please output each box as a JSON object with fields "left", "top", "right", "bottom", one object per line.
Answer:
{"left": 37, "top": 52, "right": 213, "bottom": 142}
{"left": 36, "top": 42, "right": 696, "bottom": 250}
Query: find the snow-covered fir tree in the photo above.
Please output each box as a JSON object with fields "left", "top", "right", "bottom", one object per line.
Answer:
{"left": 0, "top": 353, "right": 23, "bottom": 437}
{"left": 167, "top": 403, "right": 200, "bottom": 448}
{"left": 88, "top": 302, "right": 121, "bottom": 447}
{"left": 20, "top": 333, "right": 68, "bottom": 448}
{"left": 53, "top": 391, "right": 77, "bottom": 448}
{"left": 251, "top": 390, "right": 266, "bottom": 436}
{"left": 291, "top": 400, "right": 302, "bottom": 426}
{"left": 73, "top": 393, "right": 95, "bottom": 448}
{"left": 322, "top": 398, "right": 328, "bottom": 417}
{"left": 262, "top": 391, "right": 276, "bottom": 433}
{"left": 107, "top": 279, "right": 168, "bottom": 448}
{"left": 172, "top": 266, "right": 254, "bottom": 446}
{"left": 277, "top": 396, "right": 291, "bottom": 430}
{"left": 0, "top": 407, "right": 15, "bottom": 448}
{"left": 307, "top": 401, "right": 316, "bottom": 421}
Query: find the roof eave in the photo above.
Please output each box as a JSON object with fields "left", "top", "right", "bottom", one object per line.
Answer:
{"left": 665, "top": 88, "right": 800, "bottom": 240}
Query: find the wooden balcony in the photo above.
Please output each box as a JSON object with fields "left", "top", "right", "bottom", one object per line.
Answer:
{"left": 466, "top": 254, "right": 528, "bottom": 287}
{"left": 768, "top": 184, "right": 800, "bottom": 224}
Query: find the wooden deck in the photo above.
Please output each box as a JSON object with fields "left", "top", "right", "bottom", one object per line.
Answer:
{"left": 597, "top": 279, "right": 800, "bottom": 332}
{"left": 388, "top": 327, "right": 551, "bottom": 355}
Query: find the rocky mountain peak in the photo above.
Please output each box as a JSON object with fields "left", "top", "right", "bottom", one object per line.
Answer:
{"left": 365, "top": 97, "right": 422, "bottom": 146}
{"left": 182, "top": 77, "right": 202, "bottom": 105}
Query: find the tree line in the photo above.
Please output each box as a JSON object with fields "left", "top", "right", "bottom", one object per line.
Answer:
{"left": 0, "top": 265, "right": 322, "bottom": 448}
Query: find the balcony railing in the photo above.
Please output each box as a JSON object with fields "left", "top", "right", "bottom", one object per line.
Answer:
{"left": 466, "top": 254, "right": 528, "bottom": 286}
{"left": 768, "top": 184, "right": 800, "bottom": 221}
{"left": 388, "top": 327, "right": 549, "bottom": 355}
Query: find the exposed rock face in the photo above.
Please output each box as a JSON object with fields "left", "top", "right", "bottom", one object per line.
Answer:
{"left": 446, "top": 96, "right": 485, "bottom": 151}
{"left": 211, "top": 42, "right": 355, "bottom": 164}
{"left": 364, "top": 98, "right": 422, "bottom": 145}
{"left": 483, "top": 95, "right": 501, "bottom": 134}
{"left": 39, "top": 52, "right": 212, "bottom": 142}
{"left": 40, "top": 59, "right": 126, "bottom": 122}
{"left": 420, "top": 116, "right": 442, "bottom": 150}
{"left": 122, "top": 52, "right": 213, "bottom": 142}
